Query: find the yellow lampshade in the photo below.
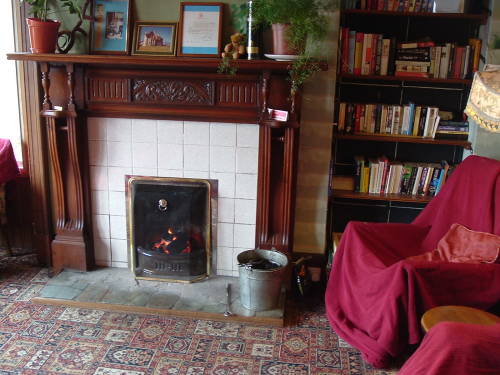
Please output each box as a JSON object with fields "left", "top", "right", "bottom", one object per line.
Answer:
{"left": 464, "top": 64, "right": 500, "bottom": 133}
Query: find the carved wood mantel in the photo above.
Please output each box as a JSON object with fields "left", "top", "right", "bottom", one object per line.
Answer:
{"left": 8, "top": 53, "right": 313, "bottom": 273}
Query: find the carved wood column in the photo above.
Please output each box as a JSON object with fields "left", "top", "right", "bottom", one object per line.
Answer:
{"left": 255, "top": 71, "right": 300, "bottom": 253}
{"left": 41, "top": 62, "right": 90, "bottom": 274}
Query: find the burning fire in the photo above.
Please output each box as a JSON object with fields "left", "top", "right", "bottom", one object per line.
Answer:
{"left": 152, "top": 227, "right": 192, "bottom": 255}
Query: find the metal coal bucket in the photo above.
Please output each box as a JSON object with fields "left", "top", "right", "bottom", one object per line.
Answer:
{"left": 237, "top": 248, "right": 288, "bottom": 311}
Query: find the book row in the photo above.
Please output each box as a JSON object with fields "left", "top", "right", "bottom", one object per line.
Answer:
{"left": 342, "top": 0, "right": 435, "bottom": 12}
{"left": 337, "top": 102, "right": 440, "bottom": 137}
{"left": 353, "top": 156, "right": 453, "bottom": 196}
{"left": 339, "top": 28, "right": 481, "bottom": 78}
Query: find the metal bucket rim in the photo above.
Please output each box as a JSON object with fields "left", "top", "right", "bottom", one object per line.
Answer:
{"left": 237, "top": 248, "right": 288, "bottom": 272}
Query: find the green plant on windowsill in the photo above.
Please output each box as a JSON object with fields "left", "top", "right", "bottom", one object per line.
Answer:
{"left": 22, "top": 0, "right": 83, "bottom": 22}
{"left": 22, "top": 0, "right": 88, "bottom": 53}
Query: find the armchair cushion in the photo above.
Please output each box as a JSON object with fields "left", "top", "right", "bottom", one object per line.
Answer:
{"left": 407, "top": 223, "right": 500, "bottom": 264}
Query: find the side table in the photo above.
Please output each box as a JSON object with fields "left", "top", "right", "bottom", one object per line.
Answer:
{"left": 421, "top": 305, "right": 500, "bottom": 332}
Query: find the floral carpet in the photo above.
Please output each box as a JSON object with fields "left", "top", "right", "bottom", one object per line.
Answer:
{"left": 0, "top": 265, "right": 398, "bottom": 375}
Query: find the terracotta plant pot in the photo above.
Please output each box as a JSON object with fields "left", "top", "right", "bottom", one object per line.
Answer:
{"left": 26, "top": 18, "right": 61, "bottom": 53}
{"left": 271, "top": 23, "right": 296, "bottom": 56}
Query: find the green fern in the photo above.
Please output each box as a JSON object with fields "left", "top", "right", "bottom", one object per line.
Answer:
{"left": 252, "top": 0, "right": 338, "bottom": 92}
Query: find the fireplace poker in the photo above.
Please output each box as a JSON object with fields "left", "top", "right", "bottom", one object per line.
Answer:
{"left": 224, "top": 283, "right": 233, "bottom": 317}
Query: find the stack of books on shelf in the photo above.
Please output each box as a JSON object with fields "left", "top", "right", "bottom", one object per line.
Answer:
{"left": 339, "top": 28, "right": 481, "bottom": 78}
{"left": 337, "top": 102, "right": 440, "bottom": 137}
{"left": 342, "top": 0, "right": 435, "bottom": 11}
{"left": 395, "top": 40, "right": 481, "bottom": 78}
{"left": 434, "top": 120, "right": 469, "bottom": 139}
{"left": 353, "top": 156, "right": 453, "bottom": 196}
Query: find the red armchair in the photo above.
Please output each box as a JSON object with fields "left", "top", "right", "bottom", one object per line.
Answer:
{"left": 325, "top": 155, "right": 500, "bottom": 368}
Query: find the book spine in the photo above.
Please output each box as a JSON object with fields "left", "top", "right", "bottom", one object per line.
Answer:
{"left": 380, "top": 39, "right": 391, "bottom": 76}
{"left": 452, "top": 46, "right": 464, "bottom": 79}
{"left": 338, "top": 102, "right": 346, "bottom": 132}
{"left": 345, "top": 103, "right": 354, "bottom": 134}
{"left": 462, "top": 45, "right": 471, "bottom": 79}
{"left": 469, "top": 38, "right": 481, "bottom": 73}
{"left": 360, "top": 105, "right": 366, "bottom": 133}
{"left": 417, "top": 167, "right": 429, "bottom": 195}
{"left": 412, "top": 167, "right": 423, "bottom": 195}
{"left": 418, "top": 107, "right": 427, "bottom": 136}
{"left": 361, "top": 34, "right": 372, "bottom": 75}
{"left": 348, "top": 30, "right": 356, "bottom": 74}
{"left": 406, "top": 166, "right": 418, "bottom": 195}
{"left": 428, "top": 167, "right": 441, "bottom": 196}
{"left": 354, "top": 104, "right": 362, "bottom": 133}
{"left": 394, "top": 71, "right": 429, "bottom": 78}
{"left": 401, "top": 105, "right": 411, "bottom": 135}
{"left": 354, "top": 32, "right": 364, "bottom": 75}
{"left": 354, "top": 157, "right": 363, "bottom": 192}
{"left": 370, "top": 34, "right": 379, "bottom": 75}
{"left": 388, "top": 37, "right": 397, "bottom": 75}
{"left": 375, "top": 35, "right": 383, "bottom": 75}
{"left": 374, "top": 104, "right": 382, "bottom": 133}
{"left": 422, "top": 167, "right": 434, "bottom": 195}
{"left": 412, "top": 106, "right": 421, "bottom": 136}
{"left": 392, "top": 106, "right": 401, "bottom": 135}
{"left": 433, "top": 46, "right": 441, "bottom": 78}
{"left": 439, "top": 43, "right": 451, "bottom": 79}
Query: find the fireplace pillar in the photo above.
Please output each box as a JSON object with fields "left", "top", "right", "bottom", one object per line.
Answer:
{"left": 7, "top": 54, "right": 320, "bottom": 273}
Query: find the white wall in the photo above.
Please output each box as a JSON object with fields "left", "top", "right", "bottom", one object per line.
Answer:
{"left": 0, "top": 0, "right": 21, "bottom": 161}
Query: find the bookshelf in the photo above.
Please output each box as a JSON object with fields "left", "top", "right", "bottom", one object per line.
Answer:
{"left": 327, "top": 3, "right": 488, "bottom": 240}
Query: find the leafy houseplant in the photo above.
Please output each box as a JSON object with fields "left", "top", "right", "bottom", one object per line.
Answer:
{"left": 23, "top": 0, "right": 84, "bottom": 53}
{"left": 252, "top": 0, "right": 337, "bottom": 94}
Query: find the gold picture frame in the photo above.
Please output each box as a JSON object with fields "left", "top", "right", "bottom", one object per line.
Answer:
{"left": 132, "top": 22, "right": 178, "bottom": 56}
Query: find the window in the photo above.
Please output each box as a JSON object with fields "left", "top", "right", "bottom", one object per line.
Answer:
{"left": 0, "top": 1, "right": 22, "bottom": 164}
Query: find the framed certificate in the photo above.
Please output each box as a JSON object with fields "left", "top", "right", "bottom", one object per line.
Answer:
{"left": 178, "top": 2, "right": 224, "bottom": 57}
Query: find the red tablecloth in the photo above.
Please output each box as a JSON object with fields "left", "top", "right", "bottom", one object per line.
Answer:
{"left": 0, "top": 139, "right": 19, "bottom": 184}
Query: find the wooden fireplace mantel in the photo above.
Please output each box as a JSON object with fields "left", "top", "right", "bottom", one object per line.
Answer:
{"left": 8, "top": 52, "right": 322, "bottom": 274}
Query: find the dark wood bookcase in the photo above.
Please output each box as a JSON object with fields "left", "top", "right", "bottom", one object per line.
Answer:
{"left": 327, "top": 4, "right": 489, "bottom": 246}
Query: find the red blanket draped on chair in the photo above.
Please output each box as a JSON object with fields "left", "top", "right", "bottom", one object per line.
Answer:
{"left": 0, "top": 138, "right": 19, "bottom": 184}
{"left": 325, "top": 155, "right": 500, "bottom": 368}
{"left": 398, "top": 322, "right": 500, "bottom": 375}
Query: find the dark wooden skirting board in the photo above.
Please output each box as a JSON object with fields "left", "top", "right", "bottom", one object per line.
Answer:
{"left": 32, "top": 297, "right": 285, "bottom": 327}
{"left": 7, "top": 53, "right": 325, "bottom": 274}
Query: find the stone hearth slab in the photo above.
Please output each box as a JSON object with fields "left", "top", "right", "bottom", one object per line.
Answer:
{"left": 32, "top": 267, "right": 285, "bottom": 327}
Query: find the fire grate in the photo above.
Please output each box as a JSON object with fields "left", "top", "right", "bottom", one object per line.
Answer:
{"left": 126, "top": 176, "right": 216, "bottom": 283}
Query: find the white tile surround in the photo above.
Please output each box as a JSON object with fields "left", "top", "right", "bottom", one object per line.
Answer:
{"left": 88, "top": 118, "right": 259, "bottom": 276}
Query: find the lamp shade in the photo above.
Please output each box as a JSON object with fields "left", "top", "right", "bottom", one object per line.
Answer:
{"left": 464, "top": 64, "right": 500, "bottom": 133}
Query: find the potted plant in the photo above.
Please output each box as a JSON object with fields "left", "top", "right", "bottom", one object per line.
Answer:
{"left": 22, "top": 0, "right": 84, "bottom": 53}
{"left": 252, "top": 0, "right": 337, "bottom": 94}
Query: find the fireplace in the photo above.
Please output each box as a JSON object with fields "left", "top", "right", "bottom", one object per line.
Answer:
{"left": 6, "top": 54, "right": 307, "bottom": 275}
{"left": 127, "top": 176, "right": 216, "bottom": 282}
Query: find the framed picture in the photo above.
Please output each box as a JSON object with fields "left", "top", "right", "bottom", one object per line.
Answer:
{"left": 132, "top": 22, "right": 177, "bottom": 56}
{"left": 178, "top": 2, "right": 224, "bottom": 57}
{"left": 90, "top": 0, "right": 132, "bottom": 55}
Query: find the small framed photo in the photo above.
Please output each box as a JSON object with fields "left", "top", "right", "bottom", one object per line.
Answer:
{"left": 178, "top": 2, "right": 224, "bottom": 57}
{"left": 132, "top": 22, "right": 177, "bottom": 56}
{"left": 90, "top": 0, "right": 132, "bottom": 55}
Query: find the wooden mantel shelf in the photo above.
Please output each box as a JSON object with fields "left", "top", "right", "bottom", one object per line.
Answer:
{"left": 7, "top": 53, "right": 296, "bottom": 72}
{"left": 13, "top": 51, "right": 309, "bottom": 274}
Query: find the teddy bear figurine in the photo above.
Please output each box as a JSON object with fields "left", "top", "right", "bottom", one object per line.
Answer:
{"left": 222, "top": 33, "right": 246, "bottom": 59}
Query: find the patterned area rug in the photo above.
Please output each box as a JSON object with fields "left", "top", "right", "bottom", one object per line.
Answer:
{"left": 0, "top": 265, "right": 398, "bottom": 375}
